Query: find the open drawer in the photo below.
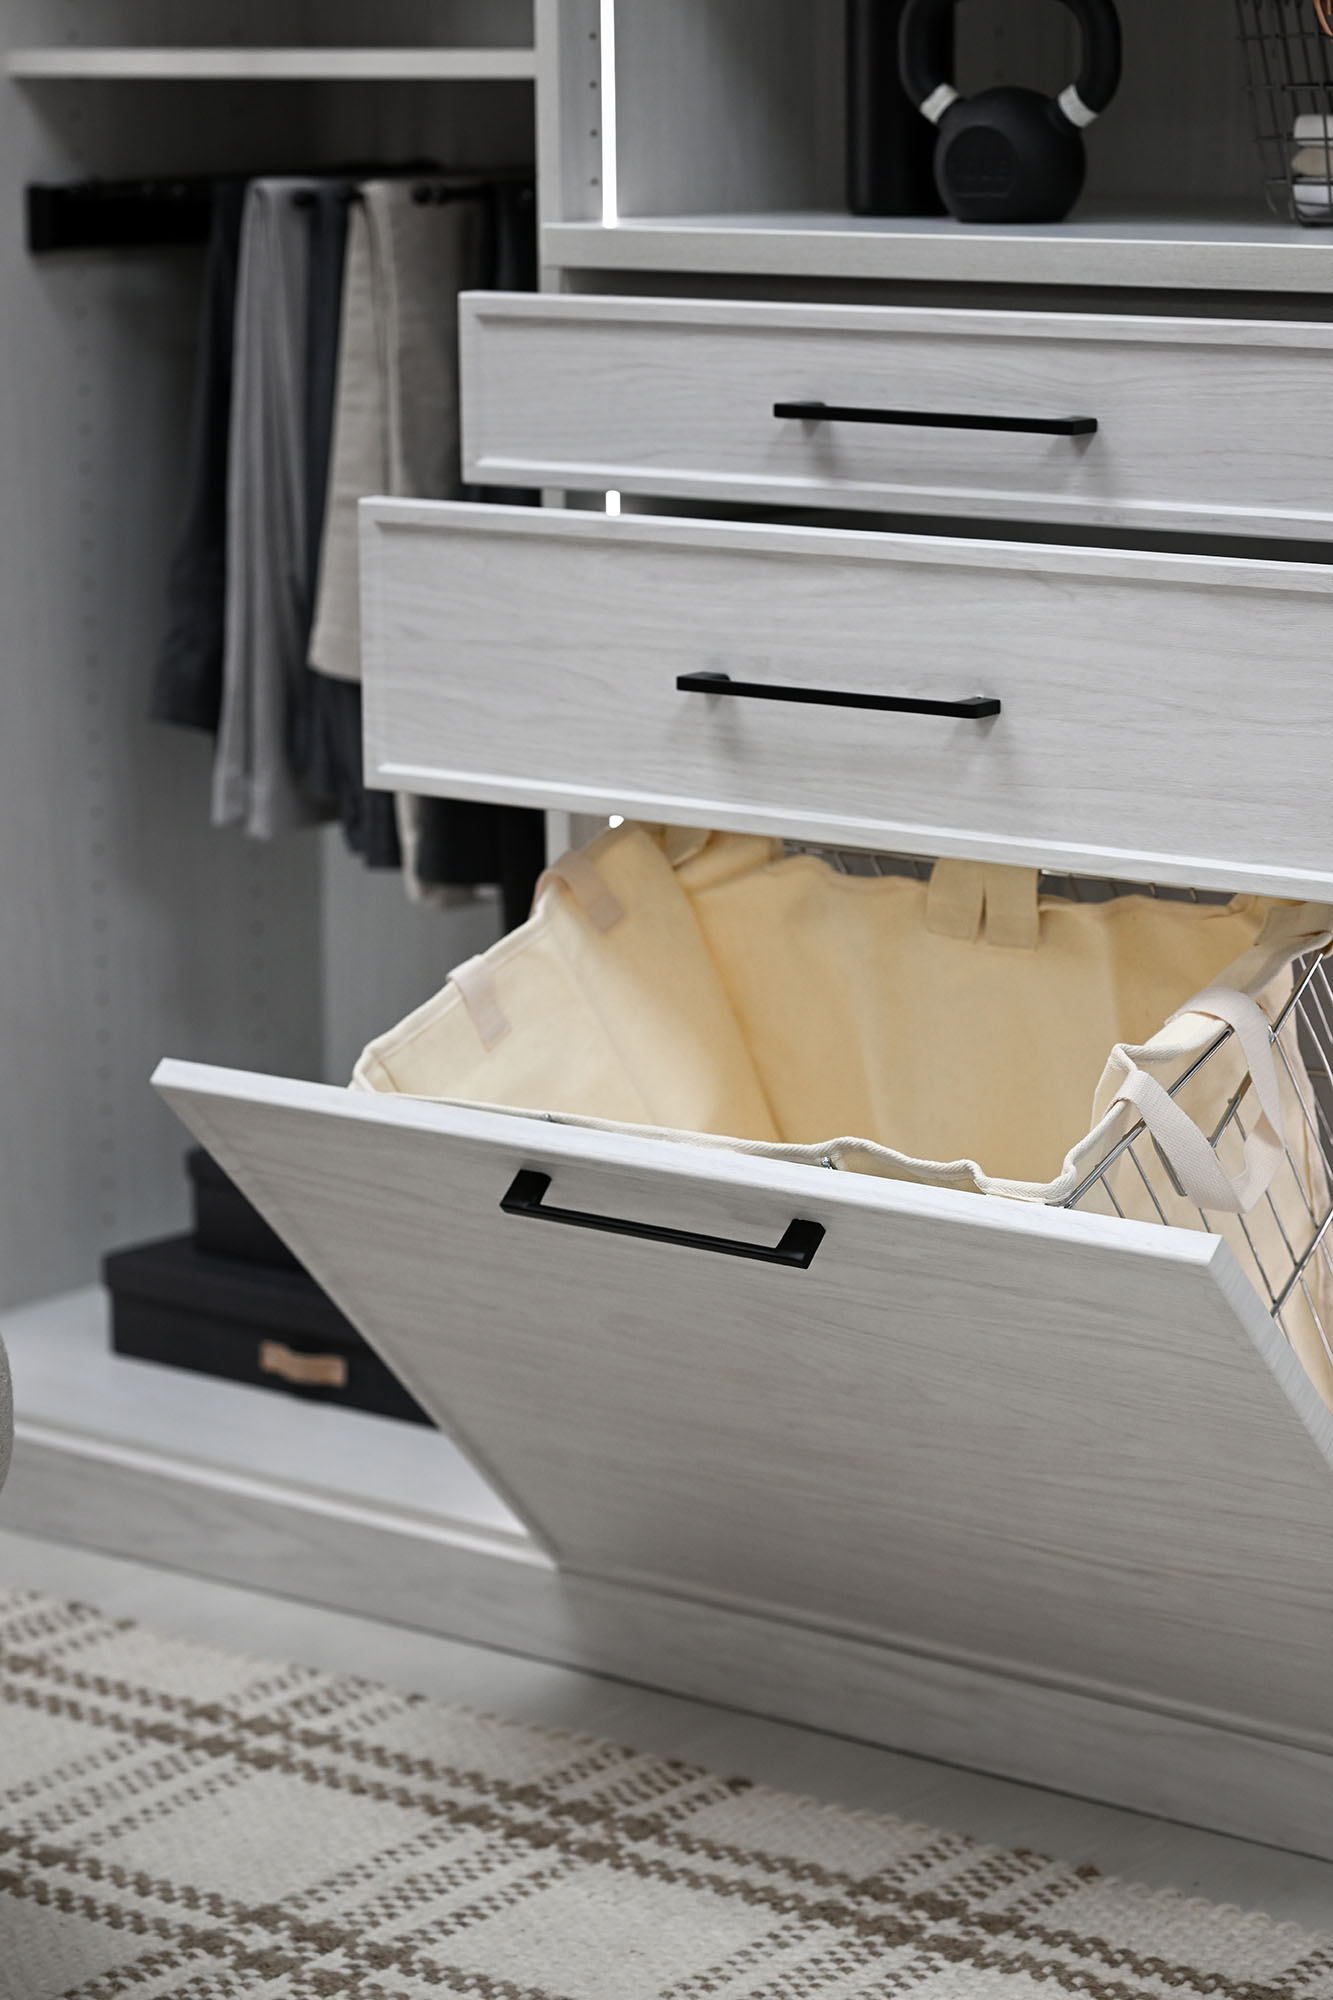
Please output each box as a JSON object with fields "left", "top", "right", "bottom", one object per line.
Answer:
{"left": 360, "top": 501, "right": 1333, "bottom": 900}
{"left": 460, "top": 292, "right": 1333, "bottom": 539}
{"left": 154, "top": 1058, "right": 1333, "bottom": 1760}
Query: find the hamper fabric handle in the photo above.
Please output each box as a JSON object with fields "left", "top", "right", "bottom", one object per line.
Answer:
{"left": 926, "top": 858, "right": 1040, "bottom": 950}
{"left": 1113, "top": 985, "right": 1286, "bottom": 1215}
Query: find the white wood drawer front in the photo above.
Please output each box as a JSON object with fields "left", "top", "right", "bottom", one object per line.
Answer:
{"left": 460, "top": 294, "right": 1333, "bottom": 539}
{"left": 361, "top": 502, "right": 1333, "bottom": 899}
{"left": 155, "top": 1059, "right": 1333, "bottom": 1760}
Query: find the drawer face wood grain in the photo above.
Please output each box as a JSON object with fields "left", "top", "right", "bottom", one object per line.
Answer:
{"left": 361, "top": 502, "right": 1333, "bottom": 898}
{"left": 461, "top": 294, "right": 1333, "bottom": 538}
{"left": 155, "top": 1058, "right": 1333, "bottom": 1749}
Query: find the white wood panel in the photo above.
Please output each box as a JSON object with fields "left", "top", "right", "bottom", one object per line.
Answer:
{"left": 462, "top": 293, "right": 1333, "bottom": 537}
{"left": 153, "top": 1059, "right": 1333, "bottom": 1752}
{"left": 535, "top": 0, "right": 602, "bottom": 233}
{"left": 613, "top": 0, "right": 842, "bottom": 219}
{"left": 542, "top": 211, "right": 1333, "bottom": 294}
{"left": 7, "top": 47, "right": 536, "bottom": 79}
{"left": 360, "top": 501, "right": 1333, "bottom": 898}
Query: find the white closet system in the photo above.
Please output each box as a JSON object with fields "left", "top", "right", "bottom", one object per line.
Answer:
{"left": 7, "top": 0, "right": 1333, "bottom": 1868}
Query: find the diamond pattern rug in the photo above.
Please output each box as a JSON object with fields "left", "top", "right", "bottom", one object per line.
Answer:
{"left": 0, "top": 1588, "right": 1330, "bottom": 1999}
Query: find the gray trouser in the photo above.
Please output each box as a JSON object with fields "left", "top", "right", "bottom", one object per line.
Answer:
{"left": 212, "top": 180, "right": 322, "bottom": 840}
{"left": 308, "top": 183, "right": 481, "bottom": 904}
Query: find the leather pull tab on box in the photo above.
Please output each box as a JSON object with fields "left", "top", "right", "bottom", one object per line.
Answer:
{"left": 259, "top": 1342, "right": 349, "bottom": 1390}
{"left": 926, "top": 858, "right": 986, "bottom": 940}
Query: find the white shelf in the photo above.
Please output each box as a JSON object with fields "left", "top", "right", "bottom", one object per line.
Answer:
{"left": 544, "top": 208, "right": 1333, "bottom": 295}
{"left": 7, "top": 46, "right": 536, "bottom": 82}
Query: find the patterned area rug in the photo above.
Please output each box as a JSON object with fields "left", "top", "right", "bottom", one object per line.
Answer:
{"left": 1, "top": 1591, "right": 1330, "bottom": 2000}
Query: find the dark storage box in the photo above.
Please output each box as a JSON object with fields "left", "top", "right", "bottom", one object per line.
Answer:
{"left": 104, "top": 1235, "right": 433, "bottom": 1425}
{"left": 187, "top": 1146, "right": 299, "bottom": 1268}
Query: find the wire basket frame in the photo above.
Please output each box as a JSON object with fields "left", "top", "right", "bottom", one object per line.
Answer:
{"left": 792, "top": 844, "right": 1333, "bottom": 1378}
{"left": 1236, "top": 0, "right": 1333, "bottom": 225}
{"left": 1065, "top": 947, "right": 1333, "bottom": 1382}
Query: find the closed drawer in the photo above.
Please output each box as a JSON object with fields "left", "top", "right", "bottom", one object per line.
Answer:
{"left": 361, "top": 501, "right": 1333, "bottom": 899}
{"left": 155, "top": 1057, "right": 1333, "bottom": 1756}
{"left": 460, "top": 293, "right": 1333, "bottom": 539}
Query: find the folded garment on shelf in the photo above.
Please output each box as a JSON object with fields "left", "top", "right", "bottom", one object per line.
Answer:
{"left": 1291, "top": 144, "right": 1333, "bottom": 174}
{"left": 1294, "top": 182, "right": 1333, "bottom": 216}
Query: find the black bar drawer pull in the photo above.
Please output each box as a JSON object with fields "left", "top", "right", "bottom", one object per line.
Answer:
{"left": 678, "top": 670, "right": 999, "bottom": 721}
{"left": 501, "top": 1169, "right": 825, "bottom": 1269}
{"left": 774, "top": 399, "right": 1097, "bottom": 438}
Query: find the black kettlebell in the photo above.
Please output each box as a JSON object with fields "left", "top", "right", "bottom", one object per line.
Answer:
{"left": 898, "top": 0, "right": 1122, "bottom": 224}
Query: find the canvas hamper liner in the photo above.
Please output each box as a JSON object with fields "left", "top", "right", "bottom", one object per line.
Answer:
{"left": 353, "top": 823, "right": 1333, "bottom": 1411}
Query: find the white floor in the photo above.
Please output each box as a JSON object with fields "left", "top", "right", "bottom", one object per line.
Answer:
{"left": 1, "top": 1525, "right": 1331, "bottom": 1931}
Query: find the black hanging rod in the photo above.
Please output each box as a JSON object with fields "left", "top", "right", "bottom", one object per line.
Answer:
{"left": 292, "top": 181, "right": 494, "bottom": 209}
{"left": 26, "top": 164, "right": 534, "bottom": 252}
{"left": 27, "top": 177, "right": 215, "bottom": 253}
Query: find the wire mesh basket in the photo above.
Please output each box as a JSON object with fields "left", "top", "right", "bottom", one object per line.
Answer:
{"left": 796, "top": 845, "right": 1333, "bottom": 1380}
{"left": 1236, "top": 0, "right": 1333, "bottom": 225}
{"left": 1066, "top": 944, "right": 1333, "bottom": 1378}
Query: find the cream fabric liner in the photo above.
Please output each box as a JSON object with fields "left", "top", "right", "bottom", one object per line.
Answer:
{"left": 354, "top": 823, "right": 1333, "bottom": 1408}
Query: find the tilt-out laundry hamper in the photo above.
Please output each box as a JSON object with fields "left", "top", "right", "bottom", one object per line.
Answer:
{"left": 156, "top": 821, "right": 1333, "bottom": 1863}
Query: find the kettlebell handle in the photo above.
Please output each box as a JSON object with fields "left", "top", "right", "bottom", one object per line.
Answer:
{"left": 899, "top": 0, "right": 1122, "bottom": 133}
